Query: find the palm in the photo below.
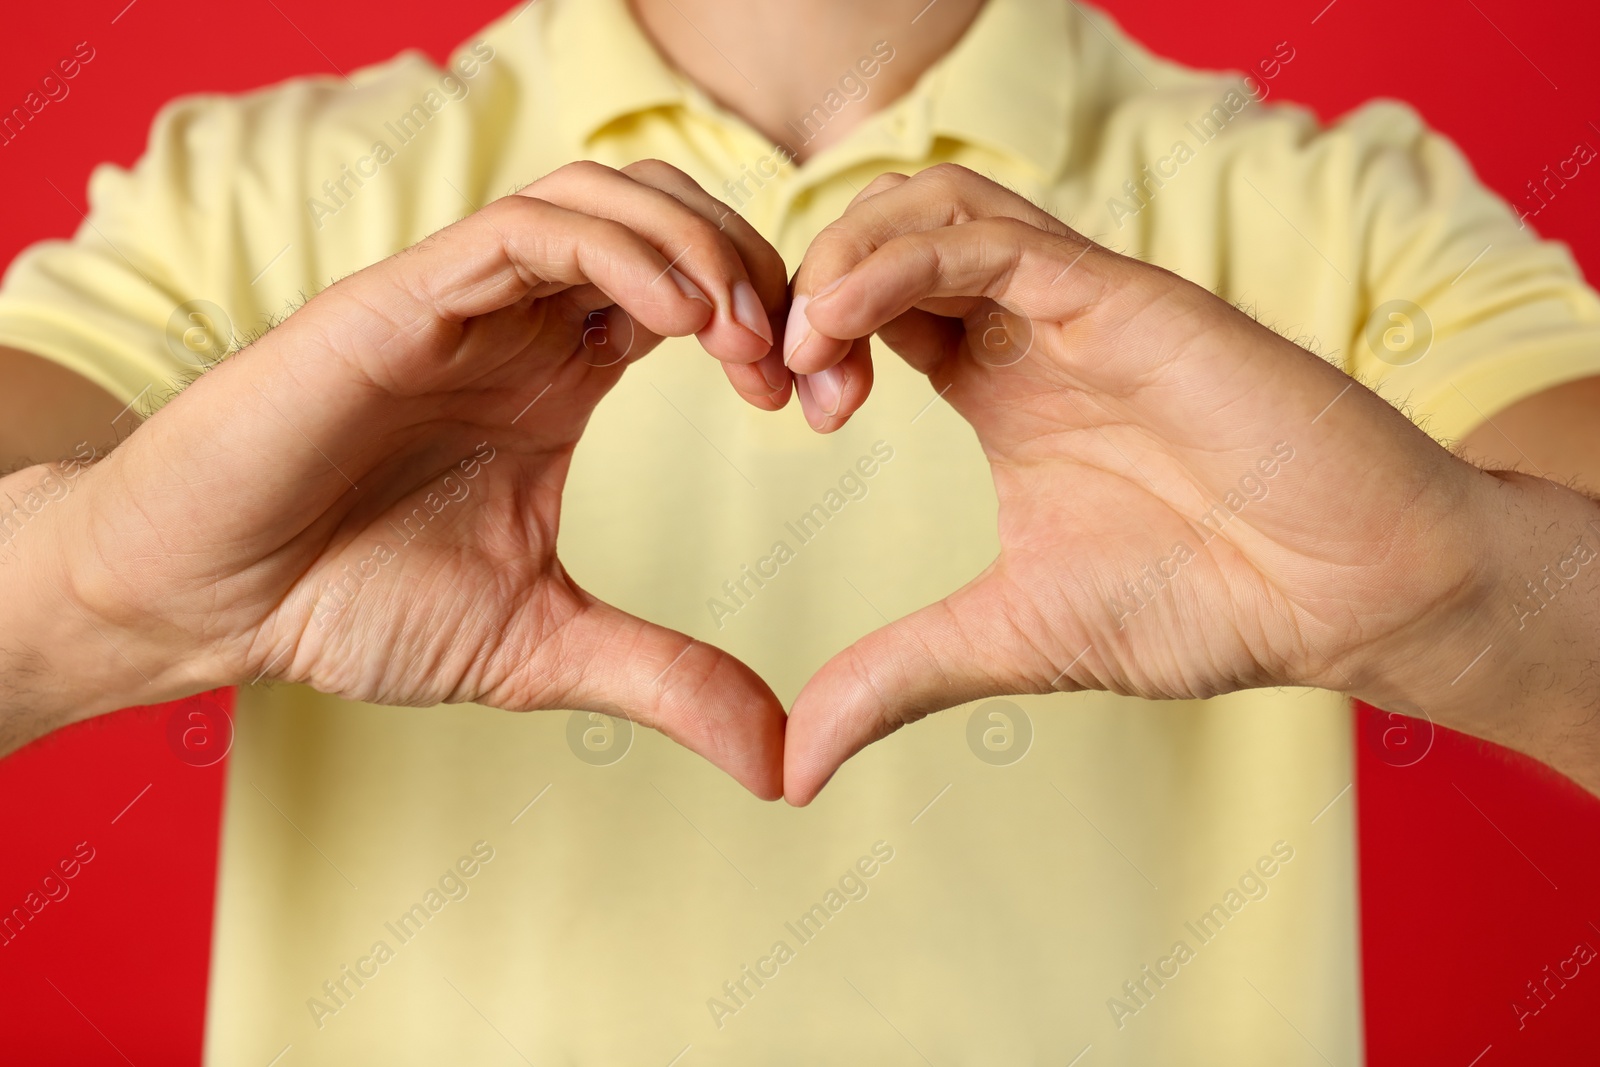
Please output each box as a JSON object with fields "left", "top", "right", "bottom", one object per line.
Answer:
{"left": 936, "top": 300, "right": 1269, "bottom": 696}
{"left": 960, "top": 285, "right": 1463, "bottom": 696}
{"left": 956, "top": 326, "right": 1309, "bottom": 700}
{"left": 251, "top": 296, "right": 624, "bottom": 708}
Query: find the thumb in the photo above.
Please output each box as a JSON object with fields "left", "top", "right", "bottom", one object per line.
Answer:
{"left": 545, "top": 599, "right": 787, "bottom": 800}
{"left": 783, "top": 569, "right": 1057, "bottom": 805}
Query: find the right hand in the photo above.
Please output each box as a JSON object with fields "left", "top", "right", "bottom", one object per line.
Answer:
{"left": 11, "top": 160, "right": 793, "bottom": 798}
{"left": 776, "top": 164, "right": 1507, "bottom": 803}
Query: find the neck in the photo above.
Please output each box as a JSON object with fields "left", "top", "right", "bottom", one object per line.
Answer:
{"left": 628, "top": 0, "right": 987, "bottom": 162}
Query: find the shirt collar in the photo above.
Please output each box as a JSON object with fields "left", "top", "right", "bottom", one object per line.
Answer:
{"left": 920, "top": 0, "right": 1077, "bottom": 179}
{"left": 528, "top": 0, "right": 1078, "bottom": 179}
{"left": 537, "top": 0, "right": 688, "bottom": 148}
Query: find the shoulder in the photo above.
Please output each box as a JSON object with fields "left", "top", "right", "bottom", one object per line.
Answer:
{"left": 84, "top": 16, "right": 562, "bottom": 317}
{"left": 107, "top": 30, "right": 516, "bottom": 220}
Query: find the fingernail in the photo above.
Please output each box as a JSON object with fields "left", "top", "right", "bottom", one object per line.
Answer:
{"left": 806, "top": 364, "right": 845, "bottom": 416}
{"left": 783, "top": 294, "right": 811, "bottom": 367}
{"left": 814, "top": 275, "right": 846, "bottom": 299}
{"left": 757, "top": 349, "right": 790, "bottom": 394}
{"left": 732, "top": 280, "right": 774, "bottom": 345}
{"left": 668, "top": 268, "right": 710, "bottom": 305}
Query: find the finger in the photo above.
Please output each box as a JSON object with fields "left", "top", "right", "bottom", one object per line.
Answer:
{"left": 521, "top": 160, "right": 776, "bottom": 365}
{"left": 777, "top": 172, "right": 909, "bottom": 378}
{"left": 783, "top": 571, "right": 1060, "bottom": 806}
{"left": 844, "top": 169, "right": 914, "bottom": 208}
{"left": 874, "top": 306, "right": 964, "bottom": 376}
{"left": 381, "top": 195, "right": 721, "bottom": 347}
{"left": 784, "top": 164, "right": 1066, "bottom": 375}
{"left": 137, "top": 195, "right": 721, "bottom": 548}
{"left": 488, "top": 285, "right": 666, "bottom": 375}
{"left": 722, "top": 351, "right": 794, "bottom": 411}
{"left": 794, "top": 334, "right": 873, "bottom": 432}
{"left": 619, "top": 161, "right": 794, "bottom": 409}
{"left": 548, "top": 598, "right": 787, "bottom": 801}
{"left": 802, "top": 217, "right": 1115, "bottom": 349}
{"left": 575, "top": 302, "right": 662, "bottom": 370}
{"left": 621, "top": 159, "right": 789, "bottom": 327}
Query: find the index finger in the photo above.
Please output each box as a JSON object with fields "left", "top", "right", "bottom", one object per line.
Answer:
{"left": 620, "top": 159, "right": 794, "bottom": 410}
{"left": 785, "top": 164, "right": 1071, "bottom": 375}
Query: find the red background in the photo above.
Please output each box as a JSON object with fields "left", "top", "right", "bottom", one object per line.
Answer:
{"left": 1, "top": 0, "right": 1597, "bottom": 1062}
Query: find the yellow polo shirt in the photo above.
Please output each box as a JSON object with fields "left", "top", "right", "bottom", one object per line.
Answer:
{"left": 3, "top": 0, "right": 1599, "bottom": 1063}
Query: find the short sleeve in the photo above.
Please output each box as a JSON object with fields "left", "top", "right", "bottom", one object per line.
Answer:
{"left": 0, "top": 91, "right": 252, "bottom": 405}
{"left": 0, "top": 40, "right": 504, "bottom": 409}
{"left": 1338, "top": 103, "right": 1600, "bottom": 441}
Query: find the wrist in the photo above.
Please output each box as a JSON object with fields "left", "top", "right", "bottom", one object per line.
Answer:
{"left": 0, "top": 461, "right": 203, "bottom": 752}
{"left": 1356, "top": 465, "right": 1600, "bottom": 788}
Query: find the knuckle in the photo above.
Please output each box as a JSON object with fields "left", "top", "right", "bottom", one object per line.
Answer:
{"left": 857, "top": 171, "right": 909, "bottom": 199}
{"left": 676, "top": 213, "right": 735, "bottom": 261}
{"left": 473, "top": 195, "right": 548, "bottom": 250}
{"left": 622, "top": 157, "right": 690, "bottom": 185}
{"left": 916, "top": 161, "right": 979, "bottom": 190}
{"left": 812, "top": 215, "right": 861, "bottom": 250}
{"left": 817, "top": 219, "right": 877, "bottom": 266}
{"left": 988, "top": 215, "right": 1038, "bottom": 241}
{"left": 483, "top": 192, "right": 537, "bottom": 222}
{"left": 801, "top": 223, "right": 859, "bottom": 276}
{"left": 546, "top": 159, "right": 616, "bottom": 188}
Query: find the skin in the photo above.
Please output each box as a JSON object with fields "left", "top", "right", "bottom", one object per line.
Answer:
{"left": 0, "top": 160, "right": 795, "bottom": 799}
{"left": 0, "top": 348, "right": 126, "bottom": 470}
{"left": 2, "top": 0, "right": 1597, "bottom": 808}
{"left": 628, "top": 0, "right": 986, "bottom": 163}
{"left": 777, "top": 166, "right": 1600, "bottom": 803}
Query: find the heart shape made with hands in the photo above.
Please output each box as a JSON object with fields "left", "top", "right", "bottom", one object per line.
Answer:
{"left": 58, "top": 160, "right": 1480, "bottom": 809}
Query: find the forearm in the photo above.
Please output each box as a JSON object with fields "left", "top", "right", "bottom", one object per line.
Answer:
{"left": 0, "top": 460, "right": 164, "bottom": 755}
{"left": 0, "top": 349, "right": 150, "bottom": 752}
{"left": 1364, "top": 467, "right": 1600, "bottom": 793}
{"left": 1459, "top": 376, "right": 1600, "bottom": 491}
{"left": 0, "top": 346, "right": 127, "bottom": 472}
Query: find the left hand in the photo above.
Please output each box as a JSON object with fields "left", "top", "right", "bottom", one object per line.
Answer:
{"left": 6, "top": 160, "right": 794, "bottom": 797}
{"left": 778, "top": 164, "right": 1570, "bottom": 804}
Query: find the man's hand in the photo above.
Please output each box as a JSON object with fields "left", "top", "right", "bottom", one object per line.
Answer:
{"left": 780, "top": 164, "right": 1600, "bottom": 804}
{"left": 3, "top": 160, "right": 793, "bottom": 799}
